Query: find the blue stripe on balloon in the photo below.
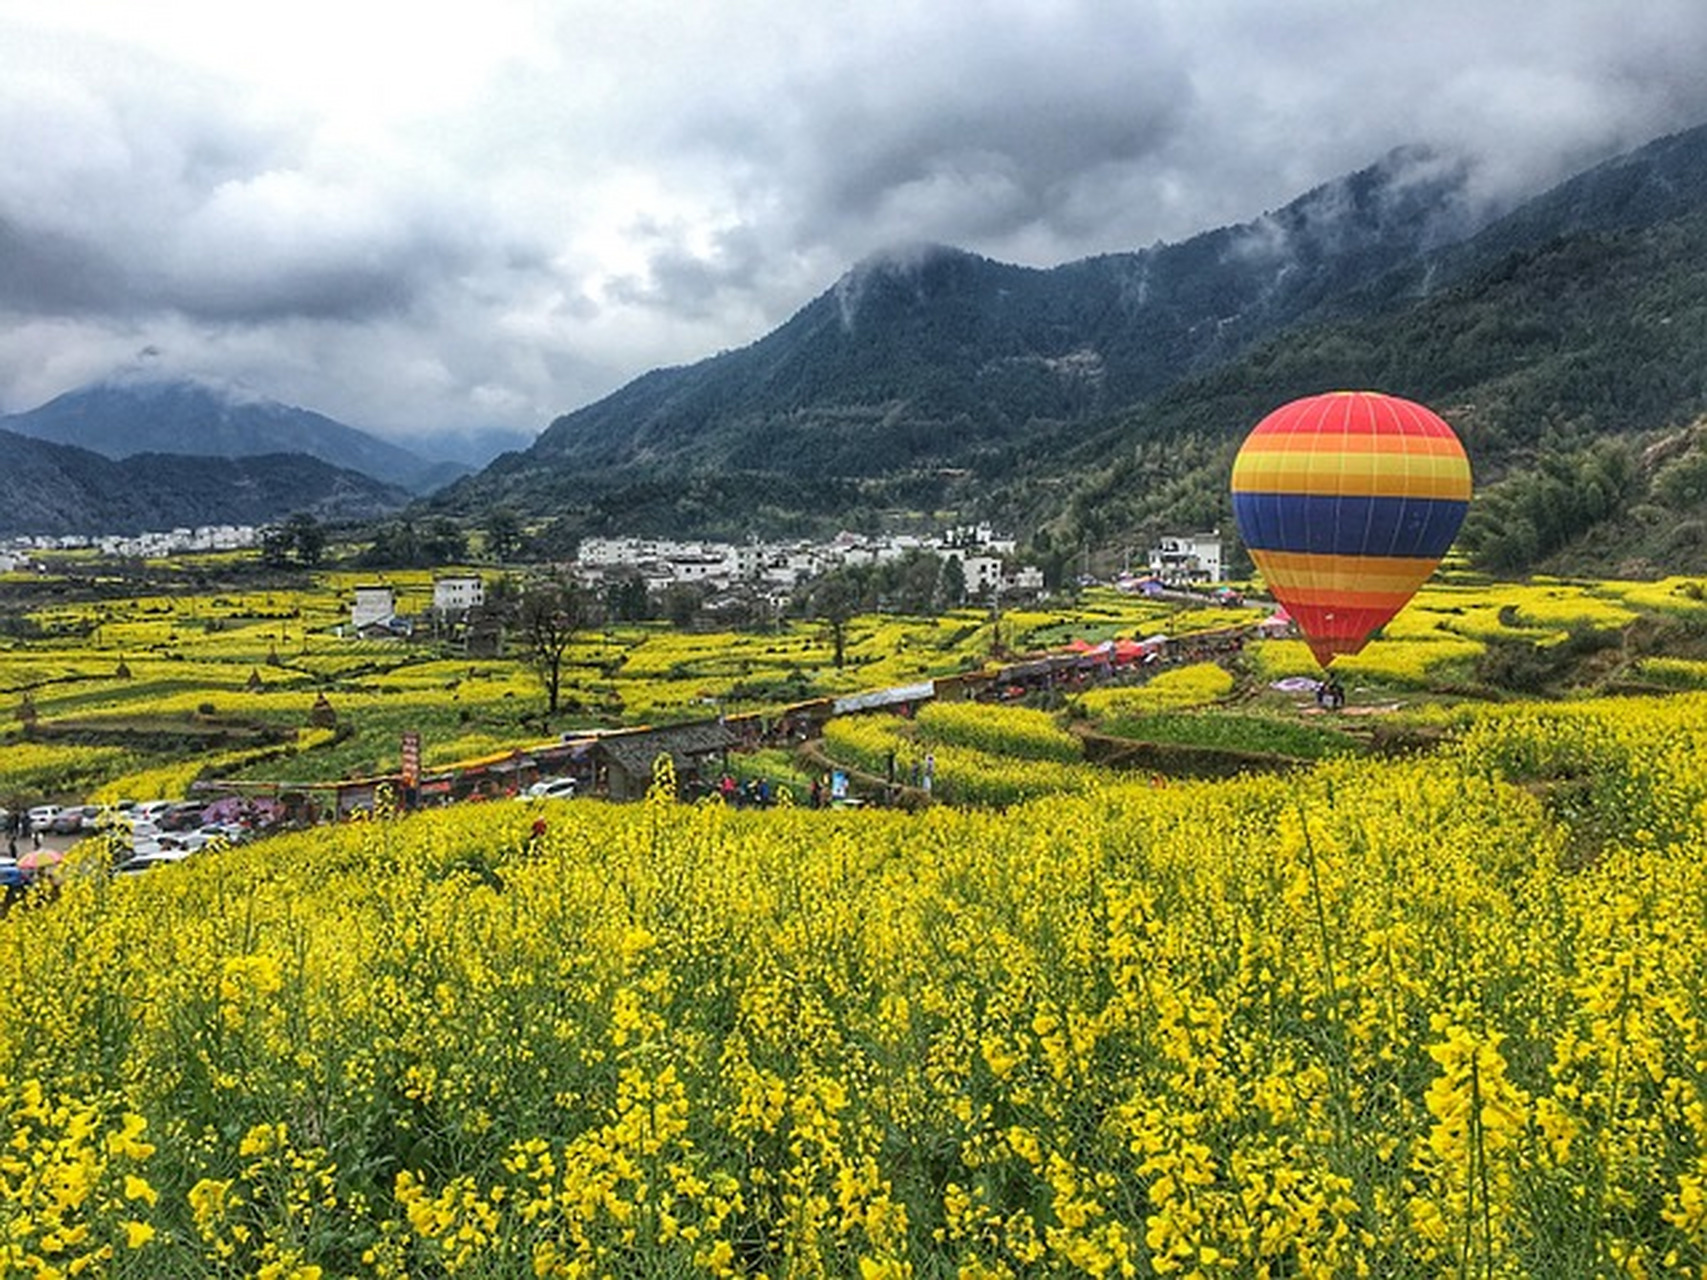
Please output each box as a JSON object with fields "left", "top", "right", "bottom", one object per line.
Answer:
{"left": 1232, "top": 492, "right": 1469, "bottom": 558}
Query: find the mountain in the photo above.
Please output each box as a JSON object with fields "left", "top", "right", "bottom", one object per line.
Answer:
{"left": 431, "top": 121, "right": 1707, "bottom": 574}
{"left": 0, "top": 429, "right": 411, "bottom": 537}
{"left": 1, "top": 377, "right": 461, "bottom": 494}
{"left": 487, "top": 144, "right": 1485, "bottom": 485}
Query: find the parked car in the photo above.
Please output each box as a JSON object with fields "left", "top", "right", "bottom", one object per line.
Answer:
{"left": 160, "top": 802, "right": 208, "bottom": 832}
{"left": 132, "top": 800, "right": 175, "bottom": 824}
{"left": 523, "top": 777, "right": 578, "bottom": 801}
{"left": 115, "top": 848, "right": 191, "bottom": 874}
{"left": 49, "top": 805, "right": 101, "bottom": 835}
{"left": 159, "top": 830, "right": 211, "bottom": 853}
{"left": 124, "top": 820, "right": 162, "bottom": 845}
{"left": 26, "top": 805, "right": 62, "bottom": 829}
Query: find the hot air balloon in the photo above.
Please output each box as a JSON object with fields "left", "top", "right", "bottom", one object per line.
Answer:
{"left": 1230, "top": 390, "right": 1471, "bottom": 667}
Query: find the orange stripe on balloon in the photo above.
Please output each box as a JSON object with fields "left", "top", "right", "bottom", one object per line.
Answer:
{"left": 1261, "top": 585, "right": 1420, "bottom": 610}
{"left": 1235, "top": 431, "right": 1468, "bottom": 456}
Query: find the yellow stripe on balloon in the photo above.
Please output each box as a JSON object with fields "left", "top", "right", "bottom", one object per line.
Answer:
{"left": 1231, "top": 451, "right": 1472, "bottom": 500}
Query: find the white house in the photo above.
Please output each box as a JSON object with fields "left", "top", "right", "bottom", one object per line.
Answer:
{"left": 351, "top": 585, "right": 397, "bottom": 629}
{"left": 938, "top": 549, "right": 1006, "bottom": 596}
{"left": 1004, "top": 565, "right": 1046, "bottom": 596}
{"left": 1148, "top": 531, "right": 1224, "bottom": 584}
{"left": 433, "top": 573, "right": 484, "bottom": 614}
{"left": 665, "top": 550, "right": 735, "bottom": 584}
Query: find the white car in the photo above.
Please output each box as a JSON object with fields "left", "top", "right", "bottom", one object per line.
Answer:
{"left": 26, "top": 804, "right": 62, "bottom": 829}
{"left": 116, "top": 847, "right": 192, "bottom": 874}
{"left": 523, "top": 777, "right": 578, "bottom": 801}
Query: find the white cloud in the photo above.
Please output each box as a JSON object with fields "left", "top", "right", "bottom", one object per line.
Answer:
{"left": 2, "top": 0, "right": 1706, "bottom": 442}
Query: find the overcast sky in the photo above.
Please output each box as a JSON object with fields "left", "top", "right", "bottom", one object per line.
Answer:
{"left": 3, "top": 0, "right": 1706, "bottom": 451}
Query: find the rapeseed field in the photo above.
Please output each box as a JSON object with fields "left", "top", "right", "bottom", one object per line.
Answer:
{"left": 0, "top": 692, "right": 1704, "bottom": 1276}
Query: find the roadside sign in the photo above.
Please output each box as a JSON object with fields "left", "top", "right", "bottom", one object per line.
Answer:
{"left": 401, "top": 731, "right": 421, "bottom": 787}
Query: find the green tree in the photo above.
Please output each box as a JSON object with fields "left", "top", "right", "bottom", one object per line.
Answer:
{"left": 259, "top": 525, "right": 295, "bottom": 568}
{"left": 806, "top": 570, "right": 862, "bottom": 669}
{"left": 422, "top": 518, "right": 467, "bottom": 565}
{"left": 938, "top": 556, "right": 967, "bottom": 607}
{"left": 483, "top": 508, "right": 523, "bottom": 562}
{"left": 603, "top": 571, "right": 650, "bottom": 622}
{"left": 284, "top": 512, "right": 326, "bottom": 566}
{"left": 662, "top": 584, "right": 703, "bottom": 630}
{"left": 261, "top": 513, "right": 327, "bottom": 567}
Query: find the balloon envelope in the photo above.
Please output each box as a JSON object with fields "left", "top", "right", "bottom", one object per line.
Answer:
{"left": 1230, "top": 391, "right": 1471, "bottom": 666}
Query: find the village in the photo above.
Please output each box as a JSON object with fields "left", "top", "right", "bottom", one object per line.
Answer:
{"left": 0, "top": 524, "right": 262, "bottom": 569}
{"left": 342, "top": 525, "right": 1228, "bottom": 638}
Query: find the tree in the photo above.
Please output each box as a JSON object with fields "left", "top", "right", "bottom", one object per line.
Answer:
{"left": 284, "top": 512, "right": 326, "bottom": 566}
{"left": 661, "top": 584, "right": 704, "bottom": 630}
{"left": 938, "top": 556, "right": 967, "bottom": 608}
{"left": 483, "top": 508, "right": 523, "bottom": 563}
{"left": 603, "top": 571, "right": 650, "bottom": 622}
{"left": 515, "top": 579, "right": 590, "bottom": 717}
{"left": 361, "top": 517, "right": 467, "bottom": 568}
{"left": 261, "top": 513, "right": 327, "bottom": 567}
{"left": 422, "top": 517, "right": 467, "bottom": 565}
{"left": 259, "top": 525, "right": 295, "bottom": 568}
{"left": 361, "top": 521, "right": 420, "bottom": 567}
{"left": 806, "top": 570, "right": 862, "bottom": 669}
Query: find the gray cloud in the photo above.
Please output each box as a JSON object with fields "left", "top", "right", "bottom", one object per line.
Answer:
{"left": 2, "top": 1, "right": 1707, "bottom": 442}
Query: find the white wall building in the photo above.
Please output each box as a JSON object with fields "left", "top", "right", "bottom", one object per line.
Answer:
{"left": 351, "top": 585, "right": 397, "bottom": 629}
{"left": 1148, "top": 531, "right": 1224, "bottom": 584}
{"left": 433, "top": 574, "right": 484, "bottom": 613}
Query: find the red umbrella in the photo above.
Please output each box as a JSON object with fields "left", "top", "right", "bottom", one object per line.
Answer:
{"left": 16, "top": 848, "right": 63, "bottom": 872}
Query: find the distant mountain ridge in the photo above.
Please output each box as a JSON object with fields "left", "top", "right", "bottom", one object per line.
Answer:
{"left": 0, "top": 428, "right": 411, "bottom": 537}
{"left": 1, "top": 377, "right": 474, "bottom": 493}
{"left": 433, "top": 119, "right": 1707, "bottom": 575}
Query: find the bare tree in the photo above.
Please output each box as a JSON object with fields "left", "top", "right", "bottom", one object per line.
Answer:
{"left": 517, "top": 579, "right": 589, "bottom": 716}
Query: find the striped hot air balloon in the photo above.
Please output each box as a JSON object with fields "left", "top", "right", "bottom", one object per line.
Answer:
{"left": 1230, "top": 391, "right": 1471, "bottom": 667}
